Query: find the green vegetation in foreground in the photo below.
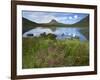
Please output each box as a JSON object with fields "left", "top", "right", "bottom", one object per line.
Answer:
{"left": 22, "top": 37, "right": 89, "bottom": 69}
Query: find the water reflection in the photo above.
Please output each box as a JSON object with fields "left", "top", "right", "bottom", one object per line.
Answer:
{"left": 23, "top": 27, "right": 87, "bottom": 41}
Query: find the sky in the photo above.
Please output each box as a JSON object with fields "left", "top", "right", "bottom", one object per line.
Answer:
{"left": 22, "top": 11, "right": 89, "bottom": 24}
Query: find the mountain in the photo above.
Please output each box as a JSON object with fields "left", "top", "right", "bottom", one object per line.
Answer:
{"left": 22, "top": 16, "right": 89, "bottom": 33}
{"left": 40, "top": 16, "right": 89, "bottom": 27}
{"left": 22, "top": 17, "right": 38, "bottom": 33}
{"left": 48, "top": 19, "right": 62, "bottom": 25}
{"left": 71, "top": 15, "right": 89, "bottom": 27}
{"left": 40, "top": 19, "right": 69, "bottom": 26}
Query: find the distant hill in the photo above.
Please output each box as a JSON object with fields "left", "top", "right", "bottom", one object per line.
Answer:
{"left": 22, "top": 16, "right": 89, "bottom": 33}
{"left": 71, "top": 15, "right": 89, "bottom": 27}
{"left": 22, "top": 17, "right": 38, "bottom": 33}
{"left": 40, "top": 16, "right": 89, "bottom": 27}
{"left": 40, "top": 19, "right": 69, "bottom": 27}
{"left": 45, "top": 19, "right": 66, "bottom": 25}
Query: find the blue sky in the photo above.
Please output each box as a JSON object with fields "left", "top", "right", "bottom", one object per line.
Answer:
{"left": 22, "top": 11, "right": 89, "bottom": 24}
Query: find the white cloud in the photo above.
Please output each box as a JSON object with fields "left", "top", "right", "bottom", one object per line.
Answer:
{"left": 69, "top": 16, "right": 73, "bottom": 20}
{"left": 22, "top": 11, "right": 88, "bottom": 24}
{"left": 74, "top": 15, "right": 78, "bottom": 19}
{"left": 23, "top": 11, "right": 56, "bottom": 23}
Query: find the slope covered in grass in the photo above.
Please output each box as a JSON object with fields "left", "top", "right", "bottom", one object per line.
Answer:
{"left": 22, "top": 17, "right": 38, "bottom": 33}
{"left": 22, "top": 37, "right": 89, "bottom": 68}
{"left": 22, "top": 15, "right": 89, "bottom": 34}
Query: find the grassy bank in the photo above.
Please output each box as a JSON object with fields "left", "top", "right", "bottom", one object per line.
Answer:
{"left": 22, "top": 37, "right": 89, "bottom": 68}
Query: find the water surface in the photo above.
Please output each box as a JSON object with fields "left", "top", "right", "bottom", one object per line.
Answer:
{"left": 23, "top": 27, "right": 88, "bottom": 41}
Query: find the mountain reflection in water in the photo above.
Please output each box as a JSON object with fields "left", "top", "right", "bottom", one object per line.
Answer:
{"left": 23, "top": 27, "right": 88, "bottom": 41}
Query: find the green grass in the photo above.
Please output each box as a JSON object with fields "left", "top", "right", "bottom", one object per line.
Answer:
{"left": 22, "top": 37, "right": 89, "bottom": 69}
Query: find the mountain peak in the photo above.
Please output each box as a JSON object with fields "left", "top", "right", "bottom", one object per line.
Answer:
{"left": 49, "top": 19, "right": 59, "bottom": 24}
